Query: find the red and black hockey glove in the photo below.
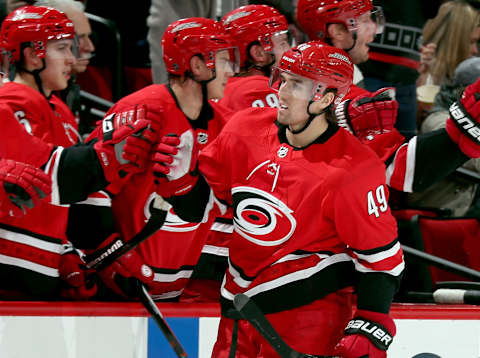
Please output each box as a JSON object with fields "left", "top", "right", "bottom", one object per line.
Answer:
{"left": 86, "top": 234, "right": 154, "bottom": 299}
{"left": 446, "top": 77, "right": 480, "bottom": 158}
{"left": 334, "top": 309, "right": 396, "bottom": 358}
{"left": 59, "top": 242, "right": 98, "bottom": 300}
{"left": 93, "top": 105, "right": 158, "bottom": 184}
{"left": 0, "top": 159, "right": 51, "bottom": 217}
{"left": 152, "top": 131, "right": 199, "bottom": 198}
{"left": 335, "top": 88, "right": 398, "bottom": 142}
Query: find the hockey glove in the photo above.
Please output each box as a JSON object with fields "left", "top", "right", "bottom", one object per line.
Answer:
{"left": 86, "top": 234, "right": 154, "bottom": 299}
{"left": 59, "top": 242, "right": 98, "bottom": 300}
{"left": 446, "top": 78, "right": 480, "bottom": 158}
{"left": 0, "top": 159, "right": 51, "bottom": 217}
{"left": 334, "top": 309, "right": 396, "bottom": 358}
{"left": 93, "top": 105, "right": 158, "bottom": 184}
{"left": 152, "top": 131, "right": 199, "bottom": 198}
{"left": 335, "top": 88, "right": 398, "bottom": 142}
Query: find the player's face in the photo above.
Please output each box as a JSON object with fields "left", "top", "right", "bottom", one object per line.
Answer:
{"left": 469, "top": 27, "right": 480, "bottom": 58}
{"left": 276, "top": 71, "right": 313, "bottom": 128}
{"left": 271, "top": 31, "right": 291, "bottom": 66}
{"left": 347, "top": 11, "right": 377, "bottom": 64}
{"left": 41, "top": 39, "right": 76, "bottom": 94}
{"left": 69, "top": 10, "right": 94, "bottom": 74}
{"left": 207, "top": 49, "right": 237, "bottom": 99}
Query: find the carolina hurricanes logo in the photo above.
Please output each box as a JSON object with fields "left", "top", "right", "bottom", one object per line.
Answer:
{"left": 232, "top": 186, "right": 296, "bottom": 247}
{"left": 144, "top": 192, "right": 200, "bottom": 232}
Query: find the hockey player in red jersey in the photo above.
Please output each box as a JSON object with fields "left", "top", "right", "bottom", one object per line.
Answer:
{"left": 154, "top": 42, "right": 403, "bottom": 357}
{"left": 82, "top": 18, "right": 239, "bottom": 301}
{"left": 219, "top": 4, "right": 291, "bottom": 111}
{"left": 0, "top": 6, "right": 158, "bottom": 300}
{"left": 296, "top": 0, "right": 479, "bottom": 196}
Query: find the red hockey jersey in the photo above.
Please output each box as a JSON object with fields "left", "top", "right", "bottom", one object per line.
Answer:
{"left": 0, "top": 82, "right": 79, "bottom": 298}
{"left": 199, "top": 107, "right": 404, "bottom": 314}
{"left": 96, "top": 84, "right": 228, "bottom": 300}
{"left": 219, "top": 75, "right": 279, "bottom": 111}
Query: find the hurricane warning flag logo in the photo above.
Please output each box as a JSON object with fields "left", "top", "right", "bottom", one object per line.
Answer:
{"left": 232, "top": 186, "right": 296, "bottom": 247}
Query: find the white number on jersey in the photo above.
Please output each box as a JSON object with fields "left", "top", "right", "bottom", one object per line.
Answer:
{"left": 252, "top": 93, "right": 279, "bottom": 108}
{"left": 367, "top": 185, "right": 388, "bottom": 218}
{"left": 14, "top": 110, "right": 33, "bottom": 134}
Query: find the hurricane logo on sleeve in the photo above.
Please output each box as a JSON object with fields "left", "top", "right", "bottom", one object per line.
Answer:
{"left": 232, "top": 186, "right": 296, "bottom": 246}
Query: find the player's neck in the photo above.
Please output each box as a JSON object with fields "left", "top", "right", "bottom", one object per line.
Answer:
{"left": 170, "top": 80, "right": 204, "bottom": 120}
{"left": 286, "top": 115, "right": 329, "bottom": 148}
{"left": 14, "top": 73, "right": 51, "bottom": 97}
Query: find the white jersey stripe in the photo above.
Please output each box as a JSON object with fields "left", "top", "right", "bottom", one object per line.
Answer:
{"left": 223, "top": 253, "right": 352, "bottom": 299}
{"left": 0, "top": 228, "right": 63, "bottom": 253}
{"left": 354, "top": 242, "right": 402, "bottom": 263}
{"left": 0, "top": 254, "right": 59, "bottom": 277}
{"left": 153, "top": 270, "right": 193, "bottom": 283}
{"left": 201, "top": 244, "right": 229, "bottom": 257}
{"left": 352, "top": 259, "right": 405, "bottom": 277}
{"left": 210, "top": 222, "right": 234, "bottom": 233}
{"left": 403, "top": 136, "right": 417, "bottom": 193}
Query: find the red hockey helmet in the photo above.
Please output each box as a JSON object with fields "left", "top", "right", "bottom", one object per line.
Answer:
{"left": 222, "top": 5, "right": 289, "bottom": 68}
{"left": 296, "top": 0, "right": 384, "bottom": 41}
{"left": 270, "top": 41, "right": 353, "bottom": 103}
{"left": 0, "top": 5, "right": 75, "bottom": 64}
{"left": 162, "top": 17, "right": 239, "bottom": 76}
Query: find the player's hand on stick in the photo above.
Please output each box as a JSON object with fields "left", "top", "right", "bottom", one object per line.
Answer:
{"left": 0, "top": 159, "right": 51, "bottom": 217}
{"left": 59, "top": 242, "right": 98, "bottom": 300}
{"left": 333, "top": 309, "right": 396, "bottom": 358}
{"left": 152, "top": 132, "right": 199, "bottom": 197}
{"left": 446, "top": 77, "right": 480, "bottom": 158}
{"left": 335, "top": 88, "right": 398, "bottom": 142}
{"left": 86, "top": 234, "right": 154, "bottom": 298}
{"left": 93, "top": 105, "right": 158, "bottom": 184}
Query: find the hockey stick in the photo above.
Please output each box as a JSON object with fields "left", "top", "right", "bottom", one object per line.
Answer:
{"left": 86, "top": 193, "right": 170, "bottom": 270}
{"left": 137, "top": 283, "right": 188, "bottom": 358}
{"left": 84, "top": 194, "right": 188, "bottom": 357}
{"left": 233, "top": 293, "right": 338, "bottom": 358}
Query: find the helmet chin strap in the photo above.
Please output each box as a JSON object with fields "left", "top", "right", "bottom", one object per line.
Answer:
{"left": 288, "top": 100, "right": 331, "bottom": 135}
{"left": 343, "top": 31, "right": 357, "bottom": 53}
{"left": 249, "top": 55, "right": 275, "bottom": 77}
{"left": 22, "top": 58, "right": 49, "bottom": 98}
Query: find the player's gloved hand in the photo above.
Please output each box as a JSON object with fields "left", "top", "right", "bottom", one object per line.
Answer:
{"left": 152, "top": 131, "right": 199, "bottom": 198}
{"left": 334, "top": 309, "right": 396, "bottom": 358}
{"left": 93, "top": 105, "right": 158, "bottom": 184}
{"left": 59, "top": 242, "right": 98, "bottom": 300}
{"left": 0, "top": 159, "right": 51, "bottom": 217}
{"left": 446, "top": 77, "right": 480, "bottom": 158}
{"left": 86, "top": 234, "right": 154, "bottom": 299}
{"left": 335, "top": 88, "right": 398, "bottom": 141}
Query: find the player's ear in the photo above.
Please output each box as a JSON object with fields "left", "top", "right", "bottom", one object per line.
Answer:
{"left": 22, "top": 46, "right": 42, "bottom": 70}
{"left": 190, "top": 55, "right": 209, "bottom": 78}
{"left": 327, "top": 23, "right": 350, "bottom": 44}
{"left": 310, "top": 92, "right": 335, "bottom": 113}
{"left": 249, "top": 43, "right": 269, "bottom": 64}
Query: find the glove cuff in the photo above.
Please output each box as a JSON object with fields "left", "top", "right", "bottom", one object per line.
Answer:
{"left": 335, "top": 99, "right": 354, "bottom": 135}
{"left": 448, "top": 101, "right": 480, "bottom": 152}
{"left": 344, "top": 309, "right": 395, "bottom": 351}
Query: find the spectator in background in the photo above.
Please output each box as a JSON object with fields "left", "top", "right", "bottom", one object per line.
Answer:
{"left": 147, "top": 0, "right": 219, "bottom": 84}
{"left": 408, "top": 57, "right": 480, "bottom": 217}
{"left": 417, "top": 0, "right": 480, "bottom": 87}
{"left": 356, "top": 1, "right": 443, "bottom": 140}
